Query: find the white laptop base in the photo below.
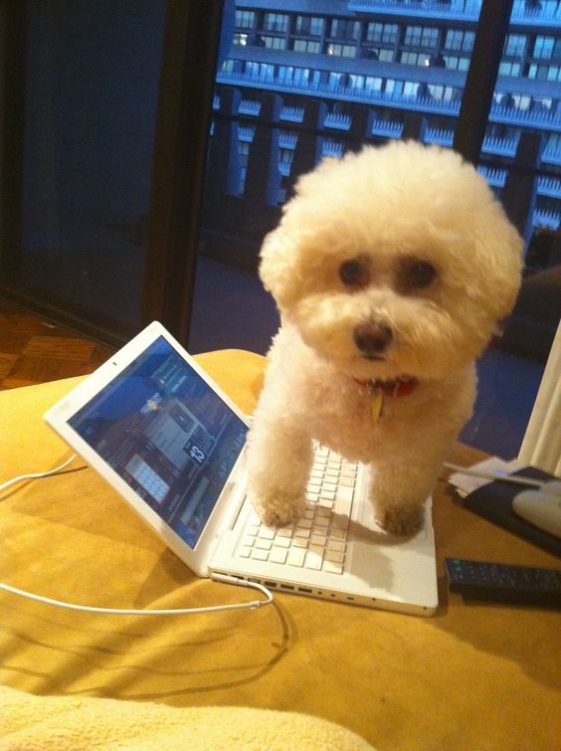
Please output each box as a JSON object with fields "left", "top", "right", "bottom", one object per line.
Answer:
{"left": 44, "top": 321, "right": 438, "bottom": 617}
{"left": 212, "top": 448, "right": 438, "bottom": 616}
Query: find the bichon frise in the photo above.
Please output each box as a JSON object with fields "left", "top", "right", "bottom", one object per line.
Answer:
{"left": 245, "top": 141, "right": 523, "bottom": 535}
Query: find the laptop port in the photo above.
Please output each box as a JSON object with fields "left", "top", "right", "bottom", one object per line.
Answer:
{"left": 280, "top": 583, "right": 294, "bottom": 590}
{"left": 297, "top": 587, "right": 312, "bottom": 593}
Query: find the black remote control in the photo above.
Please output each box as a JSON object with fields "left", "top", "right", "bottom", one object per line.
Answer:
{"left": 445, "top": 558, "right": 561, "bottom": 608}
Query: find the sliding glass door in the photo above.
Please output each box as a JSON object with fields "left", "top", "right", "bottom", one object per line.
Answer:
{"left": 0, "top": 0, "right": 223, "bottom": 345}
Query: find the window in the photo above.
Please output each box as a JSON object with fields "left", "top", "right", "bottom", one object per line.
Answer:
{"left": 404, "top": 26, "right": 439, "bottom": 49}
{"left": 327, "top": 43, "right": 356, "bottom": 58}
{"left": 444, "top": 55, "right": 471, "bottom": 71}
{"left": 533, "top": 35, "right": 555, "bottom": 60}
{"left": 234, "top": 10, "right": 255, "bottom": 29}
{"left": 295, "top": 16, "right": 324, "bottom": 36}
{"left": 264, "top": 13, "right": 289, "bottom": 33}
{"left": 401, "top": 51, "right": 431, "bottom": 67}
{"left": 260, "top": 35, "right": 287, "bottom": 50}
{"left": 366, "top": 22, "right": 398, "bottom": 44}
{"left": 330, "top": 19, "right": 360, "bottom": 41}
{"left": 444, "top": 29, "right": 475, "bottom": 52}
{"left": 377, "top": 48, "right": 395, "bottom": 63}
{"left": 505, "top": 34, "right": 526, "bottom": 58}
{"left": 196, "top": 1, "right": 561, "bottom": 461}
{"left": 499, "top": 61, "right": 521, "bottom": 77}
{"left": 293, "top": 39, "right": 321, "bottom": 54}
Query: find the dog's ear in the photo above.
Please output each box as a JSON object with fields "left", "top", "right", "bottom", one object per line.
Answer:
{"left": 472, "top": 205, "right": 524, "bottom": 322}
{"left": 259, "top": 156, "right": 345, "bottom": 307}
{"left": 258, "top": 224, "right": 299, "bottom": 308}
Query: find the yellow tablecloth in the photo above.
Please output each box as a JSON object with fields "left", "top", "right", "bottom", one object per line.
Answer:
{"left": 1, "top": 350, "right": 560, "bottom": 750}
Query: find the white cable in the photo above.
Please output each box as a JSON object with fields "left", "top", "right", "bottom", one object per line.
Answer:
{"left": 0, "top": 574, "right": 273, "bottom": 615}
{"left": 1, "top": 457, "right": 273, "bottom": 614}
{"left": 0, "top": 454, "right": 80, "bottom": 493}
{"left": 443, "top": 462, "right": 545, "bottom": 489}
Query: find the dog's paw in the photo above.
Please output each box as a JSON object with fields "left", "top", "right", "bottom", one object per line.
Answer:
{"left": 376, "top": 505, "right": 422, "bottom": 536}
{"left": 251, "top": 493, "right": 306, "bottom": 528}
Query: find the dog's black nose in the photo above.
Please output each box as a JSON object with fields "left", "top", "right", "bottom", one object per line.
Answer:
{"left": 353, "top": 321, "right": 393, "bottom": 357}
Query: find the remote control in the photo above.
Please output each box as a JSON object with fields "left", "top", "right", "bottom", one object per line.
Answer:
{"left": 445, "top": 558, "right": 561, "bottom": 608}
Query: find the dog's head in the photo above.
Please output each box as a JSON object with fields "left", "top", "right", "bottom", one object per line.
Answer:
{"left": 259, "top": 141, "right": 523, "bottom": 380}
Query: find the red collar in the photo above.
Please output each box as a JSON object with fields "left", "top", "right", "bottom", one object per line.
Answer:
{"left": 353, "top": 375, "right": 419, "bottom": 397}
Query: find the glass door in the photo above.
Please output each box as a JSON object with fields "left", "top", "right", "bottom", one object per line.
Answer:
{"left": 190, "top": 0, "right": 489, "bottom": 355}
{"left": 0, "top": 0, "right": 223, "bottom": 345}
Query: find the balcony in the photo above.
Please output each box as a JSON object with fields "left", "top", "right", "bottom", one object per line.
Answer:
{"left": 346, "top": 0, "right": 561, "bottom": 28}
{"left": 346, "top": 0, "right": 481, "bottom": 22}
{"left": 217, "top": 68, "right": 561, "bottom": 133}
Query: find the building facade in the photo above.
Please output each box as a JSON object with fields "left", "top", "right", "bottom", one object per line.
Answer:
{"left": 204, "top": 0, "right": 561, "bottom": 262}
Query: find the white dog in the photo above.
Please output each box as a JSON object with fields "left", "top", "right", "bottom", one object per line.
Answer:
{"left": 245, "top": 141, "right": 523, "bottom": 535}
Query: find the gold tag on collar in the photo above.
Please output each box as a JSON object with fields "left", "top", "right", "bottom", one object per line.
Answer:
{"left": 370, "top": 386, "right": 384, "bottom": 424}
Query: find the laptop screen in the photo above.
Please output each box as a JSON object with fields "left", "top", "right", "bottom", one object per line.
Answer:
{"left": 68, "top": 336, "right": 248, "bottom": 548}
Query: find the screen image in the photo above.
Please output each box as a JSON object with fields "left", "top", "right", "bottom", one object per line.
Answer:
{"left": 68, "top": 337, "right": 248, "bottom": 548}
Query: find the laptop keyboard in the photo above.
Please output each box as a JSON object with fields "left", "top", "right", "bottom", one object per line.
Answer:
{"left": 237, "top": 447, "right": 357, "bottom": 575}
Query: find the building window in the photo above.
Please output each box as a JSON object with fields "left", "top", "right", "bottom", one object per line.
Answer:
{"left": 444, "top": 29, "right": 475, "bottom": 52}
{"left": 366, "top": 22, "right": 398, "bottom": 44}
{"left": 504, "top": 34, "right": 527, "bottom": 58}
{"left": 293, "top": 39, "right": 321, "bottom": 54}
{"left": 499, "top": 61, "right": 521, "bottom": 77}
{"left": 295, "top": 16, "right": 324, "bottom": 36}
{"left": 330, "top": 19, "right": 360, "bottom": 41}
{"left": 327, "top": 43, "right": 356, "bottom": 58}
{"left": 403, "top": 81, "right": 419, "bottom": 97}
{"left": 263, "top": 13, "right": 289, "bottom": 33}
{"left": 529, "top": 63, "right": 561, "bottom": 81}
{"left": 401, "top": 51, "right": 431, "bottom": 66}
{"left": 533, "top": 35, "right": 555, "bottom": 60}
{"left": 234, "top": 10, "right": 255, "bottom": 30}
{"left": 244, "top": 62, "right": 275, "bottom": 80}
{"left": 260, "top": 35, "right": 287, "bottom": 50}
{"left": 404, "top": 26, "right": 439, "bottom": 49}
{"left": 444, "top": 55, "right": 471, "bottom": 71}
{"left": 377, "top": 48, "right": 395, "bottom": 63}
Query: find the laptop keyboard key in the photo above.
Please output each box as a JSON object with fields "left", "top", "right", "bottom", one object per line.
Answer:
{"left": 236, "top": 446, "right": 356, "bottom": 576}
{"left": 287, "top": 549, "right": 306, "bottom": 567}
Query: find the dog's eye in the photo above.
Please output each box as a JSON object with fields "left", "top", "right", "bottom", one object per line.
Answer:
{"left": 339, "top": 258, "right": 370, "bottom": 289}
{"left": 398, "top": 258, "right": 437, "bottom": 293}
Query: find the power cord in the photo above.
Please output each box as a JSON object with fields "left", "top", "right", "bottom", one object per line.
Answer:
{"left": 1, "top": 456, "right": 274, "bottom": 615}
{"left": 0, "top": 574, "right": 273, "bottom": 615}
{"left": 0, "top": 454, "right": 80, "bottom": 492}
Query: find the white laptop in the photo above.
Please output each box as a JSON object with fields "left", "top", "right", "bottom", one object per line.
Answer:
{"left": 44, "top": 321, "right": 438, "bottom": 616}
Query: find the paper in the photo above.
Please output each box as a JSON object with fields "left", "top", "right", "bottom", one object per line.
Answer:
{"left": 447, "top": 457, "right": 524, "bottom": 498}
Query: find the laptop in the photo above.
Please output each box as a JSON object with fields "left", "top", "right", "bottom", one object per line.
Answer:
{"left": 44, "top": 321, "right": 438, "bottom": 616}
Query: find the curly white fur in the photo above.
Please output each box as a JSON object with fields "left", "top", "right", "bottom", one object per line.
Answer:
{"left": 246, "top": 141, "right": 523, "bottom": 535}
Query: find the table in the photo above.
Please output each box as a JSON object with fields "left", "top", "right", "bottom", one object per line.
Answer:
{"left": 1, "top": 349, "right": 560, "bottom": 751}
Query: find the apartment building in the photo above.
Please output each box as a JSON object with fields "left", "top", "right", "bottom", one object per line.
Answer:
{"left": 209, "top": 0, "right": 561, "bottom": 243}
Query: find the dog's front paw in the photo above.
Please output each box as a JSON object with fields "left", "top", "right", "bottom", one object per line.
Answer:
{"left": 376, "top": 504, "right": 422, "bottom": 536}
{"left": 251, "top": 493, "right": 306, "bottom": 528}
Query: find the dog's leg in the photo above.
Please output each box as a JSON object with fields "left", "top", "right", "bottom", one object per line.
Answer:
{"left": 245, "top": 414, "right": 313, "bottom": 528}
{"left": 369, "top": 432, "right": 457, "bottom": 535}
{"left": 369, "top": 462, "right": 437, "bottom": 535}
